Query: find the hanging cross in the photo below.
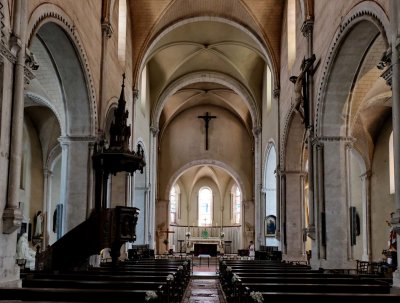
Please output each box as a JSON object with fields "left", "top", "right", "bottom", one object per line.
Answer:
{"left": 159, "top": 228, "right": 175, "bottom": 237}
{"left": 197, "top": 112, "right": 217, "bottom": 150}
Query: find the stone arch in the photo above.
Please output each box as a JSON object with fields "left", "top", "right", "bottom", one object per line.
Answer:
{"left": 135, "top": 16, "right": 279, "bottom": 93}
{"left": 27, "top": 3, "right": 97, "bottom": 136}
{"left": 164, "top": 159, "right": 247, "bottom": 203}
{"left": 281, "top": 108, "right": 306, "bottom": 169}
{"left": 152, "top": 71, "right": 260, "bottom": 131}
{"left": 315, "top": 1, "right": 390, "bottom": 136}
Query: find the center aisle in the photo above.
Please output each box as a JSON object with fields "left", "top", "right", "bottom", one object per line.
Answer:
{"left": 181, "top": 256, "right": 226, "bottom": 302}
{"left": 181, "top": 279, "right": 226, "bottom": 303}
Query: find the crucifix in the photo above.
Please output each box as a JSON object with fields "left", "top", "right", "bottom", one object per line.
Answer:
{"left": 289, "top": 54, "right": 315, "bottom": 127}
{"left": 197, "top": 112, "right": 217, "bottom": 150}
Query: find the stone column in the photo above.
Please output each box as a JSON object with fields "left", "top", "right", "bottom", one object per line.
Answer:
{"left": 58, "top": 136, "right": 94, "bottom": 233}
{"left": 313, "top": 141, "right": 325, "bottom": 266}
{"left": 253, "top": 126, "right": 262, "bottom": 250}
{"left": 301, "top": 18, "right": 316, "bottom": 241}
{"left": 360, "top": 171, "right": 372, "bottom": 261}
{"left": 148, "top": 125, "right": 159, "bottom": 250}
{"left": 280, "top": 172, "right": 286, "bottom": 253}
{"left": 3, "top": 0, "right": 27, "bottom": 233}
{"left": 319, "top": 137, "right": 354, "bottom": 269}
{"left": 42, "top": 168, "right": 52, "bottom": 247}
{"left": 98, "top": 5, "right": 113, "bottom": 135}
{"left": 86, "top": 142, "right": 95, "bottom": 217}
{"left": 274, "top": 88, "right": 281, "bottom": 245}
{"left": 389, "top": 0, "right": 400, "bottom": 287}
{"left": 284, "top": 171, "right": 304, "bottom": 261}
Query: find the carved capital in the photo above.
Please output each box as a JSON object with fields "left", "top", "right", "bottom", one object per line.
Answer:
{"left": 2, "top": 207, "right": 23, "bottom": 234}
{"left": 9, "top": 34, "right": 21, "bottom": 57}
{"left": 273, "top": 88, "right": 280, "bottom": 99}
{"left": 301, "top": 19, "right": 314, "bottom": 37}
{"left": 378, "top": 49, "right": 392, "bottom": 87}
{"left": 133, "top": 88, "right": 139, "bottom": 101}
{"left": 101, "top": 22, "right": 113, "bottom": 39}
{"left": 306, "top": 224, "right": 316, "bottom": 240}
{"left": 252, "top": 126, "right": 262, "bottom": 137}
{"left": 150, "top": 125, "right": 159, "bottom": 137}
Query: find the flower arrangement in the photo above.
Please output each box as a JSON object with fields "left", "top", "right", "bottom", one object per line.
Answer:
{"left": 250, "top": 291, "right": 264, "bottom": 303}
{"left": 231, "top": 274, "right": 238, "bottom": 283}
{"left": 222, "top": 260, "right": 226, "bottom": 265}
{"left": 226, "top": 266, "right": 232, "bottom": 272}
{"left": 178, "top": 265, "right": 183, "bottom": 270}
{"left": 183, "top": 261, "right": 188, "bottom": 266}
{"left": 167, "top": 274, "right": 174, "bottom": 281}
{"left": 185, "top": 231, "right": 191, "bottom": 237}
{"left": 145, "top": 290, "right": 158, "bottom": 301}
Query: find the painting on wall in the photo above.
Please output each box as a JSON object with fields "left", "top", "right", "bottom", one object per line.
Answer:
{"left": 265, "top": 215, "right": 276, "bottom": 237}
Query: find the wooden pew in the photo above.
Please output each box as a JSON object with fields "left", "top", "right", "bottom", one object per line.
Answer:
{"left": 0, "top": 287, "right": 164, "bottom": 302}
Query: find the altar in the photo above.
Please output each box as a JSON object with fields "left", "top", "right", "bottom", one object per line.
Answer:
{"left": 189, "top": 237, "right": 222, "bottom": 256}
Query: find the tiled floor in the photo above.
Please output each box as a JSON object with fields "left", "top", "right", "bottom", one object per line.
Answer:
{"left": 182, "top": 278, "right": 226, "bottom": 303}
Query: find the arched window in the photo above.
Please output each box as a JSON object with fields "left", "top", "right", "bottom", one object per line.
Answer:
{"left": 231, "top": 185, "right": 241, "bottom": 224}
{"left": 198, "top": 187, "right": 212, "bottom": 226}
{"left": 389, "top": 131, "right": 394, "bottom": 194}
{"left": 118, "top": 0, "right": 127, "bottom": 64}
{"left": 140, "top": 65, "right": 147, "bottom": 115}
{"left": 170, "top": 184, "right": 180, "bottom": 224}
{"left": 264, "top": 65, "right": 272, "bottom": 114}
{"left": 287, "top": 0, "right": 296, "bottom": 71}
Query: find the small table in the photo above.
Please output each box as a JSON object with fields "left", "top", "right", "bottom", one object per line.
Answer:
{"left": 198, "top": 254, "right": 211, "bottom": 267}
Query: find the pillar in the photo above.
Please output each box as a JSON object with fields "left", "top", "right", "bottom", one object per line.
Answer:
{"left": 58, "top": 136, "right": 94, "bottom": 233}
{"left": 148, "top": 125, "right": 159, "bottom": 250}
{"left": 360, "top": 171, "right": 372, "bottom": 261}
{"left": 253, "top": 126, "right": 262, "bottom": 250}
{"left": 389, "top": 0, "right": 400, "bottom": 287}
{"left": 3, "top": 0, "right": 28, "bottom": 233}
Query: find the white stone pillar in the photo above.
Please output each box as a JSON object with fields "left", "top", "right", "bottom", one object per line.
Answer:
{"left": 148, "top": 125, "right": 159, "bottom": 250}
{"left": 3, "top": 0, "right": 27, "bottom": 233}
{"left": 42, "top": 168, "right": 52, "bottom": 247}
{"left": 360, "top": 171, "right": 372, "bottom": 261}
{"left": 86, "top": 142, "right": 94, "bottom": 217}
{"left": 312, "top": 141, "right": 325, "bottom": 267}
{"left": 301, "top": 18, "right": 316, "bottom": 241}
{"left": 389, "top": 0, "right": 400, "bottom": 287}
{"left": 58, "top": 136, "right": 93, "bottom": 233}
{"left": 284, "top": 171, "right": 304, "bottom": 260}
{"left": 253, "top": 126, "right": 262, "bottom": 250}
{"left": 280, "top": 173, "right": 286, "bottom": 253}
{"left": 320, "top": 138, "right": 354, "bottom": 269}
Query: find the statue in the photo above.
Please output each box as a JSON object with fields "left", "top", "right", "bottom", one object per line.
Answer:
{"left": 16, "top": 233, "right": 36, "bottom": 270}
{"left": 34, "top": 210, "right": 44, "bottom": 237}
{"left": 289, "top": 54, "right": 316, "bottom": 127}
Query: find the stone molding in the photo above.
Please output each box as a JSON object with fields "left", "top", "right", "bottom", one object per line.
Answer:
{"left": 153, "top": 71, "right": 260, "bottom": 130}
{"left": 164, "top": 159, "right": 247, "bottom": 201}
{"left": 27, "top": 3, "right": 98, "bottom": 136}
{"left": 301, "top": 19, "right": 314, "bottom": 37}
{"left": 0, "top": 41, "right": 15, "bottom": 63}
{"left": 314, "top": 2, "right": 390, "bottom": 136}
{"left": 101, "top": 21, "right": 113, "bottom": 39}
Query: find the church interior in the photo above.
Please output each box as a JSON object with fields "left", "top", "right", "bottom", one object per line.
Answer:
{"left": 1, "top": 0, "right": 400, "bottom": 301}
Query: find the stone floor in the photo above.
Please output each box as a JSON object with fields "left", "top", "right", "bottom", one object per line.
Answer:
{"left": 181, "top": 278, "right": 227, "bottom": 303}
